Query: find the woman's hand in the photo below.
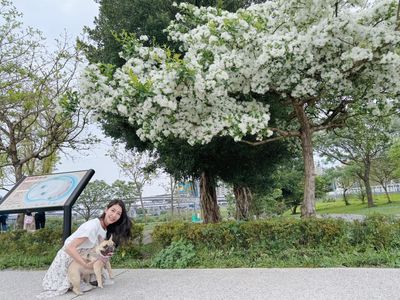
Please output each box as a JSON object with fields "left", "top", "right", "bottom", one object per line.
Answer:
{"left": 64, "top": 237, "right": 91, "bottom": 268}
{"left": 84, "top": 260, "right": 95, "bottom": 270}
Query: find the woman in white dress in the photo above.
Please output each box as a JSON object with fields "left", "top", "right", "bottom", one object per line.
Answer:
{"left": 37, "top": 200, "right": 132, "bottom": 298}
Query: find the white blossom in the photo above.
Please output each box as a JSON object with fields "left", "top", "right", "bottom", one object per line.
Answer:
{"left": 80, "top": 0, "right": 400, "bottom": 145}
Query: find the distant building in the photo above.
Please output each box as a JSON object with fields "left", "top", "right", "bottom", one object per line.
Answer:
{"left": 126, "top": 180, "right": 231, "bottom": 216}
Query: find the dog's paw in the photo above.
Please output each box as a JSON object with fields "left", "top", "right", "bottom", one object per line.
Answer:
{"left": 72, "top": 288, "right": 83, "bottom": 295}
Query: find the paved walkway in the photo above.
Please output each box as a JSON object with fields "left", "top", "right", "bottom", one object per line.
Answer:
{"left": 0, "top": 268, "right": 399, "bottom": 299}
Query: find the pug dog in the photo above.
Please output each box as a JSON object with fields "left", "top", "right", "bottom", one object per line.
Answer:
{"left": 68, "top": 236, "right": 115, "bottom": 295}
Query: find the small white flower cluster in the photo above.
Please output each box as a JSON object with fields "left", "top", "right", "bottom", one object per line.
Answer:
{"left": 80, "top": 0, "right": 400, "bottom": 145}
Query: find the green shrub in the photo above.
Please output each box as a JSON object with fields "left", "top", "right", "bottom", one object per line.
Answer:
{"left": 152, "top": 215, "right": 400, "bottom": 254}
{"left": 0, "top": 228, "right": 62, "bottom": 269}
{"left": 112, "top": 222, "right": 145, "bottom": 261}
{"left": 151, "top": 239, "right": 196, "bottom": 268}
{"left": 348, "top": 215, "right": 400, "bottom": 250}
{"left": 0, "top": 221, "right": 145, "bottom": 268}
{"left": 152, "top": 221, "right": 189, "bottom": 247}
{"left": 297, "top": 218, "right": 348, "bottom": 247}
{"left": 130, "top": 222, "right": 144, "bottom": 244}
{"left": 0, "top": 228, "right": 63, "bottom": 255}
{"left": 4, "top": 214, "right": 400, "bottom": 269}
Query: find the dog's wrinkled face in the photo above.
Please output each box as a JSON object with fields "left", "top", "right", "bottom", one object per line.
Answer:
{"left": 96, "top": 237, "right": 115, "bottom": 257}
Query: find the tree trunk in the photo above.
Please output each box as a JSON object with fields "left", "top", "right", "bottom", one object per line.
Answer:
{"left": 377, "top": 181, "right": 392, "bottom": 203}
{"left": 233, "top": 185, "right": 252, "bottom": 221}
{"left": 199, "top": 172, "right": 221, "bottom": 223}
{"left": 382, "top": 184, "right": 392, "bottom": 203}
{"left": 343, "top": 189, "right": 350, "bottom": 206}
{"left": 364, "top": 179, "right": 374, "bottom": 207}
{"left": 294, "top": 102, "right": 316, "bottom": 217}
{"left": 14, "top": 164, "right": 25, "bottom": 229}
{"left": 357, "top": 179, "right": 366, "bottom": 203}
{"left": 363, "top": 158, "right": 374, "bottom": 208}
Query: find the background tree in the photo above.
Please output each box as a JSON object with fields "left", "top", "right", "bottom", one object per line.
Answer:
{"left": 258, "top": 162, "right": 341, "bottom": 215}
{"left": 110, "top": 179, "right": 138, "bottom": 215}
{"left": 0, "top": 0, "right": 91, "bottom": 227}
{"left": 73, "top": 180, "right": 111, "bottom": 221}
{"left": 153, "top": 138, "right": 223, "bottom": 223}
{"left": 389, "top": 139, "right": 400, "bottom": 178}
{"left": 317, "top": 113, "right": 395, "bottom": 207}
{"left": 81, "top": 0, "right": 400, "bottom": 218}
{"left": 215, "top": 138, "right": 291, "bottom": 220}
{"left": 271, "top": 159, "right": 304, "bottom": 215}
{"left": 251, "top": 188, "right": 286, "bottom": 218}
{"left": 107, "top": 144, "right": 157, "bottom": 222}
{"left": 325, "top": 165, "right": 358, "bottom": 206}
{"left": 154, "top": 135, "right": 290, "bottom": 222}
{"left": 315, "top": 174, "right": 331, "bottom": 200}
{"left": 371, "top": 153, "right": 397, "bottom": 203}
{"left": 159, "top": 175, "right": 180, "bottom": 217}
{"left": 356, "top": 178, "right": 367, "bottom": 204}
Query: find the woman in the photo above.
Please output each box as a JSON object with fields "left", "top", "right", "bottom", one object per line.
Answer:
{"left": 23, "top": 211, "right": 36, "bottom": 232}
{"left": 37, "top": 200, "right": 131, "bottom": 298}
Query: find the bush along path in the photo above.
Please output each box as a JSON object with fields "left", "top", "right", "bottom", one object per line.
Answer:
{"left": 151, "top": 215, "right": 400, "bottom": 268}
{"left": 1, "top": 215, "right": 400, "bottom": 269}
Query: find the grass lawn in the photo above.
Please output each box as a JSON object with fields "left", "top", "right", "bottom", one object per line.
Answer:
{"left": 316, "top": 193, "right": 400, "bottom": 215}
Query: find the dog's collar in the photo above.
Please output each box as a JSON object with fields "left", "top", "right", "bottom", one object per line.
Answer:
{"left": 97, "top": 253, "right": 110, "bottom": 263}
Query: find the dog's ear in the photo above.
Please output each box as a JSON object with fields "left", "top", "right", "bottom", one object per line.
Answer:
{"left": 109, "top": 234, "right": 113, "bottom": 243}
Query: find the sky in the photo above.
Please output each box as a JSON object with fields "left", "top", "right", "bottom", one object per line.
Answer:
{"left": 11, "top": 0, "right": 167, "bottom": 196}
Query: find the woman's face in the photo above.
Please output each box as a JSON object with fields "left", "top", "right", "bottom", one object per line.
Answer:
{"left": 104, "top": 204, "right": 122, "bottom": 226}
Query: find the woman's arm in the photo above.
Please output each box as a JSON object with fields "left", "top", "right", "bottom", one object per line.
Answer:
{"left": 64, "top": 237, "right": 95, "bottom": 269}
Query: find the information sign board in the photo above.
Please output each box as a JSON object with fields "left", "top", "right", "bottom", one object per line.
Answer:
{"left": 0, "top": 170, "right": 94, "bottom": 213}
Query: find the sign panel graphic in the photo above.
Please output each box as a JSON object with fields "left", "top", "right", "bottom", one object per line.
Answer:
{"left": 0, "top": 170, "right": 94, "bottom": 212}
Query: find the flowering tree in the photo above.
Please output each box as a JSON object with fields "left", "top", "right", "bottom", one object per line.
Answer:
{"left": 82, "top": 0, "right": 269, "bottom": 224}
{"left": 80, "top": 0, "right": 256, "bottom": 66}
{"left": 81, "top": 0, "right": 400, "bottom": 217}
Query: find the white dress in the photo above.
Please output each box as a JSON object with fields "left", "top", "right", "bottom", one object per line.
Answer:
{"left": 37, "top": 218, "right": 107, "bottom": 298}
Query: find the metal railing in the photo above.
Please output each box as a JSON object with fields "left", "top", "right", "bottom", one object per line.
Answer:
{"left": 328, "top": 183, "right": 400, "bottom": 198}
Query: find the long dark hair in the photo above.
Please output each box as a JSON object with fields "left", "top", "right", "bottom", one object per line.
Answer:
{"left": 100, "top": 199, "right": 132, "bottom": 247}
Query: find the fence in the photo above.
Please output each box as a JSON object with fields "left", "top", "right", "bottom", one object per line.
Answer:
{"left": 328, "top": 183, "right": 400, "bottom": 198}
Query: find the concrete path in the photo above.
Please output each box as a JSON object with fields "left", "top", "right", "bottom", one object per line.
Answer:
{"left": 0, "top": 268, "right": 398, "bottom": 299}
